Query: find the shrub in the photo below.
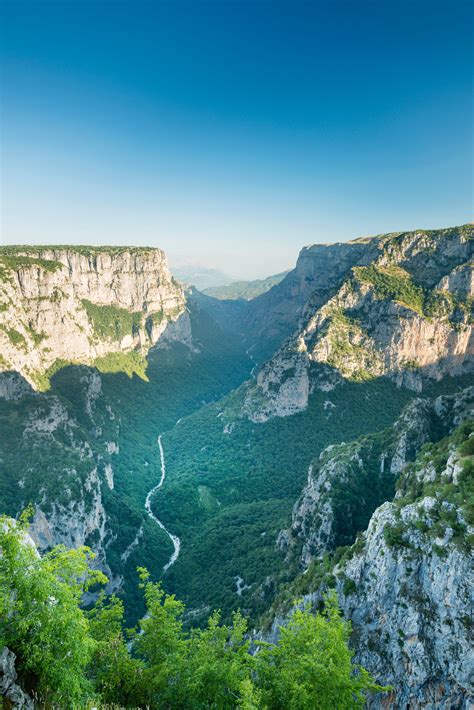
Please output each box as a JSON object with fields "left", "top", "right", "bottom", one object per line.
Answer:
{"left": 383, "top": 523, "right": 409, "bottom": 548}
{"left": 82, "top": 299, "right": 143, "bottom": 341}
{"left": 0, "top": 517, "right": 389, "bottom": 709}
{"left": 354, "top": 265, "right": 425, "bottom": 315}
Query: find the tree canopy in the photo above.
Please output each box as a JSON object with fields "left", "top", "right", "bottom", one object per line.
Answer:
{"left": 0, "top": 514, "right": 388, "bottom": 708}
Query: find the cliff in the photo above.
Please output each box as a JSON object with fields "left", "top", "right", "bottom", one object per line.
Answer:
{"left": 0, "top": 369, "right": 122, "bottom": 592}
{"left": 266, "top": 387, "right": 473, "bottom": 709}
{"left": 280, "top": 387, "right": 473, "bottom": 567}
{"left": 338, "top": 413, "right": 473, "bottom": 709}
{"left": 0, "top": 246, "right": 187, "bottom": 388}
{"left": 244, "top": 225, "right": 473, "bottom": 421}
{"left": 0, "top": 244, "right": 192, "bottom": 599}
{"left": 240, "top": 236, "right": 381, "bottom": 361}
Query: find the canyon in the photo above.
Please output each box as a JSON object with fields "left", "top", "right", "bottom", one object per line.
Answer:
{"left": 0, "top": 223, "right": 472, "bottom": 707}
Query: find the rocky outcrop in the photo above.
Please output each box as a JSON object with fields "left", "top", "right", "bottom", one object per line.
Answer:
{"left": 245, "top": 225, "right": 473, "bottom": 421}
{"left": 0, "top": 367, "right": 122, "bottom": 591}
{"left": 0, "top": 647, "right": 34, "bottom": 709}
{"left": 267, "top": 387, "right": 474, "bottom": 708}
{"left": 337, "top": 491, "right": 473, "bottom": 709}
{"left": 0, "top": 246, "right": 186, "bottom": 388}
{"left": 282, "top": 388, "right": 473, "bottom": 568}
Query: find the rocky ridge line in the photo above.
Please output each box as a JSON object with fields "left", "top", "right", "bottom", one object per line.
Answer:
{"left": 244, "top": 225, "right": 473, "bottom": 422}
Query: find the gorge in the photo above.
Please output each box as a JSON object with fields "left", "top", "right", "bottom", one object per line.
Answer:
{"left": 0, "top": 224, "right": 472, "bottom": 708}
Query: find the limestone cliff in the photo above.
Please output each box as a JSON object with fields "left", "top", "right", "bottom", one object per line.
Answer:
{"left": 335, "top": 414, "right": 474, "bottom": 709}
{"left": 0, "top": 368, "right": 122, "bottom": 590}
{"left": 266, "top": 387, "right": 473, "bottom": 709}
{"left": 240, "top": 235, "right": 381, "bottom": 361}
{"left": 0, "top": 246, "right": 187, "bottom": 388}
{"left": 245, "top": 225, "right": 473, "bottom": 421}
{"left": 281, "top": 387, "right": 473, "bottom": 568}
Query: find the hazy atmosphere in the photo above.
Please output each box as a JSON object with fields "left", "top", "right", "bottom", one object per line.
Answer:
{"left": 1, "top": 0, "right": 472, "bottom": 278}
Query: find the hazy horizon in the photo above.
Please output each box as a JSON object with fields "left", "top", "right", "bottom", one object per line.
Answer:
{"left": 0, "top": 219, "right": 471, "bottom": 283}
{"left": 1, "top": 0, "right": 472, "bottom": 280}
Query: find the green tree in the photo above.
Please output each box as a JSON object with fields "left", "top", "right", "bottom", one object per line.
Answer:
{"left": 256, "top": 592, "right": 387, "bottom": 709}
{"left": 0, "top": 511, "right": 104, "bottom": 706}
{"left": 134, "top": 569, "right": 259, "bottom": 708}
{"left": 86, "top": 592, "right": 145, "bottom": 706}
{"left": 0, "top": 518, "right": 389, "bottom": 709}
{"left": 134, "top": 568, "right": 188, "bottom": 706}
{"left": 178, "top": 610, "right": 256, "bottom": 708}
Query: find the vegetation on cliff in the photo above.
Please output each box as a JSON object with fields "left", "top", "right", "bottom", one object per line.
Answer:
{"left": 261, "top": 414, "right": 473, "bottom": 624}
{"left": 0, "top": 245, "right": 185, "bottom": 390}
{"left": 81, "top": 300, "right": 144, "bottom": 342}
{"left": 353, "top": 263, "right": 472, "bottom": 321}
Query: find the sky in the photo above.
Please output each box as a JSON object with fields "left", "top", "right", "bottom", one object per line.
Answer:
{"left": 1, "top": 0, "right": 472, "bottom": 279}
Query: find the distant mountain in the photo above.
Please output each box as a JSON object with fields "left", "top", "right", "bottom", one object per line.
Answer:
{"left": 171, "top": 265, "right": 233, "bottom": 290}
{"left": 202, "top": 270, "right": 290, "bottom": 300}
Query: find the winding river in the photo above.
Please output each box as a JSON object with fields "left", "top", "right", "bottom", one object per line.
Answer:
{"left": 143, "top": 345, "right": 256, "bottom": 574}
{"left": 144, "top": 433, "right": 181, "bottom": 572}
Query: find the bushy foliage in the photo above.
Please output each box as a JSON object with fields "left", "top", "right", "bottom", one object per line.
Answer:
{"left": 81, "top": 299, "right": 143, "bottom": 341}
{"left": 92, "top": 351, "right": 149, "bottom": 380}
{"left": 0, "top": 515, "right": 388, "bottom": 708}
{"left": 30, "top": 357, "right": 73, "bottom": 390}
{"left": 0, "top": 326, "right": 26, "bottom": 348}
{"left": 0, "top": 510, "right": 104, "bottom": 705}
{"left": 353, "top": 263, "right": 471, "bottom": 323}
{"left": 0, "top": 245, "right": 155, "bottom": 259}
{"left": 0, "top": 253, "right": 63, "bottom": 276}
{"left": 391, "top": 420, "right": 474, "bottom": 550}
{"left": 353, "top": 265, "right": 426, "bottom": 315}
{"left": 257, "top": 596, "right": 384, "bottom": 709}
{"left": 396, "top": 421, "right": 473, "bottom": 515}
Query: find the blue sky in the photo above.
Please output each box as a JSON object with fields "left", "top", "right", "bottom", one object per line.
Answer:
{"left": 1, "top": 0, "right": 472, "bottom": 278}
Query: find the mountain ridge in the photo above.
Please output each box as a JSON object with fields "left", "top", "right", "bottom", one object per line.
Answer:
{"left": 242, "top": 224, "right": 473, "bottom": 421}
{"left": 202, "top": 270, "right": 290, "bottom": 301}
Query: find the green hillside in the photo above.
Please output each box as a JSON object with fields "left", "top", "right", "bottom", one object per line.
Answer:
{"left": 202, "top": 270, "right": 290, "bottom": 300}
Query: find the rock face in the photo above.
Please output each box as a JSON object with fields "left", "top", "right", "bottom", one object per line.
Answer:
{"left": 241, "top": 237, "right": 381, "bottom": 361}
{"left": 1, "top": 368, "right": 122, "bottom": 591}
{"left": 337, "top": 494, "right": 473, "bottom": 709}
{"left": 269, "top": 387, "right": 474, "bottom": 708}
{"left": 0, "top": 647, "right": 34, "bottom": 709}
{"left": 244, "top": 225, "right": 473, "bottom": 421}
{"left": 0, "top": 246, "right": 186, "bottom": 388}
{"left": 283, "top": 389, "right": 473, "bottom": 568}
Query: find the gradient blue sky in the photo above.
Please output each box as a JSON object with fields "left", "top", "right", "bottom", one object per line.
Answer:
{"left": 1, "top": 0, "right": 472, "bottom": 278}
